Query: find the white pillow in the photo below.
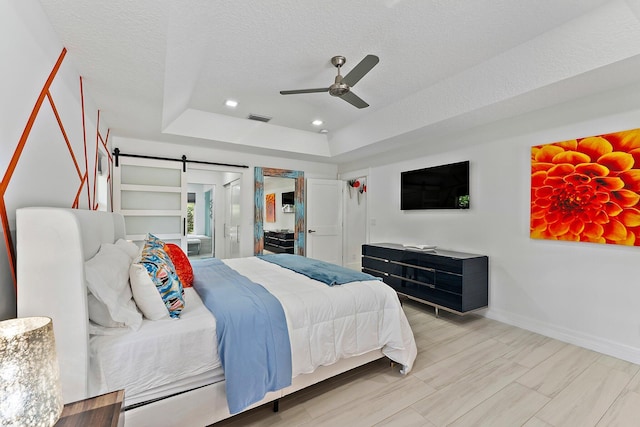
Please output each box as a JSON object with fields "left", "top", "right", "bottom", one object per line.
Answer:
{"left": 87, "top": 293, "right": 124, "bottom": 328}
{"left": 129, "top": 259, "right": 170, "bottom": 320}
{"left": 115, "top": 238, "right": 141, "bottom": 260}
{"left": 85, "top": 243, "right": 142, "bottom": 331}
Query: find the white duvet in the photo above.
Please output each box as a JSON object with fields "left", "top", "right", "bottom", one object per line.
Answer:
{"left": 89, "top": 257, "right": 417, "bottom": 402}
{"left": 225, "top": 257, "right": 417, "bottom": 376}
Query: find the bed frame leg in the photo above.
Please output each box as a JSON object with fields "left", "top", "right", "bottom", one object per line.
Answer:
{"left": 273, "top": 399, "right": 280, "bottom": 413}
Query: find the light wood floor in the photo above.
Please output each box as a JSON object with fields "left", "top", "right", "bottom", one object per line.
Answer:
{"left": 212, "top": 299, "right": 640, "bottom": 427}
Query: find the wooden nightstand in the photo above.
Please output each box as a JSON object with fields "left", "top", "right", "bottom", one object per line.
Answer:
{"left": 55, "top": 390, "right": 124, "bottom": 427}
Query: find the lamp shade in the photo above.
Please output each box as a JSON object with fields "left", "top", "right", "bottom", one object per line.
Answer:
{"left": 0, "top": 317, "right": 63, "bottom": 427}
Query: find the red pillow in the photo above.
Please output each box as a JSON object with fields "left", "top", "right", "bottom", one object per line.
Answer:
{"left": 164, "top": 243, "right": 194, "bottom": 287}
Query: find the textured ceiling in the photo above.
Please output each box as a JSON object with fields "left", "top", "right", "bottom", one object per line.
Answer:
{"left": 38, "top": 0, "right": 640, "bottom": 164}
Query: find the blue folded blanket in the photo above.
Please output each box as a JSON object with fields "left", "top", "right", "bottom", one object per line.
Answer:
{"left": 258, "top": 253, "right": 381, "bottom": 286}
{"left": 191, "top": 258, "right": 292, "bottom": 414}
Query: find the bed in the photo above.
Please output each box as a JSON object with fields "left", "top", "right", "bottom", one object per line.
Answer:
{"left": 15, "top": 207, "right": 416, "bottom": 426}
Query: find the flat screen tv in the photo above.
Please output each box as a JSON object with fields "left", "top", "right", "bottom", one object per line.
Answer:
{"left": 401, "top": 161, "right": 470, "bottom": 210}
{"left": 281, "top": 191, "right": 295, "bottom": 206}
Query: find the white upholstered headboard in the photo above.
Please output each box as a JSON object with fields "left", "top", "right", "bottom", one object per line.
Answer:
{"left": 16, "top": 207, "right": 125, "bottom": 403}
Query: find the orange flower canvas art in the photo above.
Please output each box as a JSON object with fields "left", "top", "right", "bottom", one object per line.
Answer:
{"left": 266, "top": 193, "right": 276, "bottom": 223}
{"left": 530, "top": 128, "right": 640, "bottom": 246}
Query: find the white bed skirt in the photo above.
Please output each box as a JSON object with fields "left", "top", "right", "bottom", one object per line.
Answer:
{"left": 124, "top": 350, "right": 384, "bottom": 427}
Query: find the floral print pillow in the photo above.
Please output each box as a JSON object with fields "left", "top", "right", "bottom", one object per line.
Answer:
{"left": 138, "top": 234, "right": 185, "bottom": 318}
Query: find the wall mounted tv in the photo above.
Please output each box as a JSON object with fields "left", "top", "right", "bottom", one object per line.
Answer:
{"left": 281, "top": 191, "right": 295, "bottom": 206}
{"left": 401, "top": 160, "right": 470, "bottom": 210}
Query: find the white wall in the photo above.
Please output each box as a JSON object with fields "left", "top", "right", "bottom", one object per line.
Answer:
{"left": 1, "top": 1, "right": 107, "bottom": 320}
{"left": 113, "top": 137, "right": 338, "bottom": 257}
{"left": 349, "top": 82, "right": 640, "bottom": 364}
{"left": 340, "top": 170, "right": 369, "bottom": 271}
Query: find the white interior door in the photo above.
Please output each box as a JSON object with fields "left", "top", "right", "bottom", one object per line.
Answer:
{"left": 306, "top": 178, "right": 343, "bottom": 264}
{"left": 224, "top": 178, "right": 241, "bottom": 259}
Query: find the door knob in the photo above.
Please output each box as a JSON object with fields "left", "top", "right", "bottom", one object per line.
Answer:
{"left": 308, "top": 230, "right": 316, "bottom": 233}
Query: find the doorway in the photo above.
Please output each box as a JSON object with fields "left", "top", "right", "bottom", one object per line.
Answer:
{"left": 186, "top": 184, "right": 214, "bottom": 259}
{"left": 187, "top": 168, "right": 241, "bottom": 259}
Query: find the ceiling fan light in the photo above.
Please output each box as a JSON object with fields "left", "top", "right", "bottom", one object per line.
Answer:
{"left": 312, "top": 120, "right": 323, "bottom": 126}
{"left": 224, "top": 99, "right": 238, "bottom": 108}
{"left": 329, "top": 83, "right": 350, "bottom": 97}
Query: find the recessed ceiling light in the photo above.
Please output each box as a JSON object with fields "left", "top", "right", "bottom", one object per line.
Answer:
{"left": 225, "top": 99, "right": 238, "bottom": 108}
{"left": 319, "top": 129, "right": 328, "bottom": 134}
{"left": 312, "top": 119, "right": 323, "bottom": 126}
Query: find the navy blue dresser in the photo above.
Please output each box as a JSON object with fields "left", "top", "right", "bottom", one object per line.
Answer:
{"left": 362, "top": 243, "right": 488, "bottom": 315}
{"left": 264, "top": 230, "right": 295, "bottom": 254}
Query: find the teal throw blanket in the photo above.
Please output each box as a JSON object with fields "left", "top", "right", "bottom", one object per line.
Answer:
{"left": 191, "top": 258, "right": 291, "bottom": 414}
{"left": 258, "top": 253, "right": 381, "bottom": 286}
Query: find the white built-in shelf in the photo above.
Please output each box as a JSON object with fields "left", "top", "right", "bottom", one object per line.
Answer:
{"left": 120, "top": 184, "right": 182, "bottom": 193}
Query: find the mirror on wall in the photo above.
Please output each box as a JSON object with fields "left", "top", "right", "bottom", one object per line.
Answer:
{"left": 263, "top": 177, "right": 295, "bottom": 254}
{"left": 254, "top": 167, "right": 304, "bottom": 256}
{"left": 96, "top": 148, "right": 109, "bottom": 211}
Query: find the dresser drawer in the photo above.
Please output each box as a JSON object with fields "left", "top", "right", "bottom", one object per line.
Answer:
{"left": 362, "top": 256, "right": 392, "bottom": 274}
{"left": 435, "top": 270, "right": 463, "bottom": 294}
{"left": 364, "top": 255, "right": 462, "bottom": 294}
{"left": 385, "top": 277, "right": 463, "bottom": 312}
{"left": 363, "top": 245, "right": 463, "bottom": 274}
{"left": 398, "top": 254, "right": 461, "bottom": 274}
{"left": 362, "top": 256, "right": 417, "bottom": 276}
{"left": 362, "top": 244, "right": 414, "bottom": 263}
{"left": 390, "top": 264, "right": 436, "bottom": 288}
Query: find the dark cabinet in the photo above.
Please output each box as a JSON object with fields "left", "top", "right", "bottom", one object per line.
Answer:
{"left": 362, "top": 243, "right": 488, "bottom": 315}
{"left": 264, "top": 231, "right": 294, "bottom": 254}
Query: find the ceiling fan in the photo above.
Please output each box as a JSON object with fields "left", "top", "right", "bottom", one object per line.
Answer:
{"left": 280, "top": 54, "right": 379, "bottom": 109}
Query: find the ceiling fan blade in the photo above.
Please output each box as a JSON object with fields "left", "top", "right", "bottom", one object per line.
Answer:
{"left": 340, "top": 91, "right": 369, "bottom": 109}
{"left": 280, "top": 88, "right": 328, "bottom": 95}
{"left": 342, "top": 55, "right": 379, "bottom": 87}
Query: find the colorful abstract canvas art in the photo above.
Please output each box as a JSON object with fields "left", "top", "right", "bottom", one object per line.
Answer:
{"left": 266, "top": 193, "right": 276, "bottom": 223}
{"left": 531, "top": 128, "right": 640, "bottom": 246}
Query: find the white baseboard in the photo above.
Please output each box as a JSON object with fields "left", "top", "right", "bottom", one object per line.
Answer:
{"left": 484, "top": 308, "right": 640, "bottom": 365}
